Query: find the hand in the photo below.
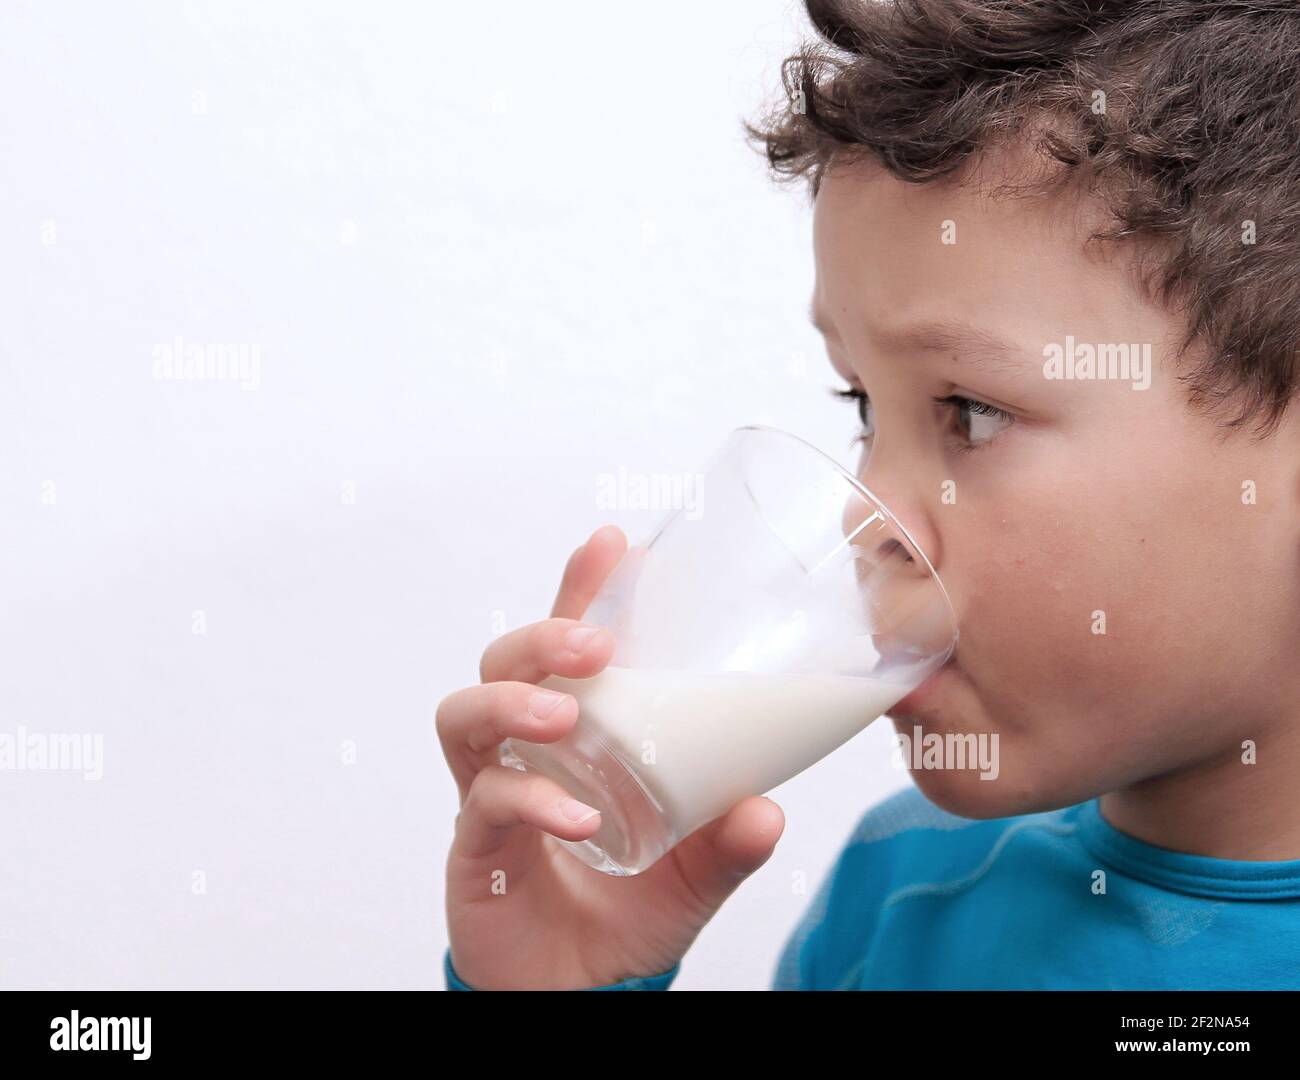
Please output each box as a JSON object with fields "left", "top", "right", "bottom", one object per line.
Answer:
{"left": 439, "top": 524, "right": 785, "bottom": 989}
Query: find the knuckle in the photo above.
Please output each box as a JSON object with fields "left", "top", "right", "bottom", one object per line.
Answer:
{"left": 434, "top": 690, "right": 456, "bottom": 735}
{"left": 462, "top": 764, "right": 523, "bottom": 822}
{"left": 523, "top": 770, "right": 559, "bottom": 805}
{"left": 462, "top": 766, "right": 491, "bottom": 812}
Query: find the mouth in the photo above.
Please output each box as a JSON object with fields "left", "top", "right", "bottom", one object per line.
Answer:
{"left": 890, "top": 656, "right": 958, "bottom": 719}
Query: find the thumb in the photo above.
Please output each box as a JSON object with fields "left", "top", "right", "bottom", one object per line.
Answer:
{"left": 661, "top": 796, "right": 786, "bottom": 913}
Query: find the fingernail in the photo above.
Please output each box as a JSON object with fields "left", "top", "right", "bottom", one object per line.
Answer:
{"left": 564, "top": 625, "right": 604, "bottom": 654}
{"left": 528, "top": 690, "right": 569, "bottom": 721}
{"left": 559, "top": 797, "right": 600, "bottom": 823}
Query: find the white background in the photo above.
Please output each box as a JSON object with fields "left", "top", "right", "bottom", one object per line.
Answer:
{"left": 0, "top": 0, "right": 910, "bottom": 989}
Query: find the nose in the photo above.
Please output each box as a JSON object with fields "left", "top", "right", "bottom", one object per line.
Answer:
{"left": 840, "top": 464, "right": 954, "bottom": 665}
{"left": 839, "top": 466, "right": 942, "bottom": 580}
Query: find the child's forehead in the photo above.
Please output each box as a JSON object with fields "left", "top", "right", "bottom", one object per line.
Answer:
{"left": 811, "top": 164, "right": 1127, "bottom": 319}
{"left": 813, "top": 159, "right": 1073, "bottom": 244}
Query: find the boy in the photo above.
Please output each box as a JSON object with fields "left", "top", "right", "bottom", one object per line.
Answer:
{"left": 441, "top": 0, "right": 1300, "bottom": 989}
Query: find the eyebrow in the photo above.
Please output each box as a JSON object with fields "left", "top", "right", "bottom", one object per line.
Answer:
{"left": 808, "top": 304, "right": 1032, "bottom": 374}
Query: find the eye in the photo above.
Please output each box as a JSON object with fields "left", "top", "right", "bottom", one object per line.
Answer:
{"left": 935, "top": 394, "right": 1014, "bottom": 451}
{"left": 832, "top": 386, "right": 873, "bottom": 444}
{"left": 832, "top": 385, "right": 1013, "bottom": 453}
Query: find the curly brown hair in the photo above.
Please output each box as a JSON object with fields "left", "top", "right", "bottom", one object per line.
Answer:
{"left": 745, "top": 0, "right": 1300, "bottom": 438}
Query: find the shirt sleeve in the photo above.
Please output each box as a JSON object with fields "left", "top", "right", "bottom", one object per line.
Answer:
{"left": 445, "top": 946, "right": 680, "bottom": 990}
{"left": 770, "top": 859, "right": 840, "bottom": 989}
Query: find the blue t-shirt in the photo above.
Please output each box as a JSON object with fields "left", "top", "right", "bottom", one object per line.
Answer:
{"left": 444, "top": 785, "right": 1300, "bottom": 990}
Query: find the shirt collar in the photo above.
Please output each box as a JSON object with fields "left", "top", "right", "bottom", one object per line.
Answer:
{"left": 1076, "top": 798, "right": 1300, "bottom": 900}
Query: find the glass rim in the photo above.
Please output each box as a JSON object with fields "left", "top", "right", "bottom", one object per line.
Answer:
{"left": 732, "top": 423, "right": 960, "bottom": 646}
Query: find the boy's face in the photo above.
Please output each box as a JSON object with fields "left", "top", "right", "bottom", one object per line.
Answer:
{"left": 811, "top": 156, "right": 1300, "bottom": 818}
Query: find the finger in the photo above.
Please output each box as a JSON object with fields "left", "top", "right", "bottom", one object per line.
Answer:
{"left": 478, "top": 616, "right": 614, "bottom": 686}
{"left": 659, "top": 796, "right": 786, "bottom": 915}
{"left": 436, "top": 681, "right": 579, "bottom": 801}
{"left": 451, "top": 764, "right": 603, "bottom": 864}
{"left": 550, "top": 524, "right": 628, "bottom": 620}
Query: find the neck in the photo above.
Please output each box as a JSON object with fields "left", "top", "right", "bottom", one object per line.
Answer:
{"left": 1100, "top": 719, "right": 1300, "bottom": 860}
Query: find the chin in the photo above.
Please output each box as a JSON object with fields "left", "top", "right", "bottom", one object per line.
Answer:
{"left": 889, "top": 726, "right": 1032, "bottom": 820}
{"left": 907, "top": 762, "right": 1069, "bottom": 821}
{"left": 907, "top": 769, "right": 1006, "bottom": 819}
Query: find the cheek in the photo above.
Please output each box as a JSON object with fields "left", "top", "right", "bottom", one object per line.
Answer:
{"left": 946, "top": 470, "right": 1181, "bottom": 725}
{"left": 908, "top": 385, "right": 1300, "bottom": 814}
{"left": 957, "top": 526, "right": 1126, "bottom": 715}
{"left": 948, "top": 440, "right": 1285, "bottom": 740}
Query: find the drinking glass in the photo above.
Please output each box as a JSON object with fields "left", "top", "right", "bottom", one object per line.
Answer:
{"left": 499, "top": 425, "right": 958, "bottom": 875}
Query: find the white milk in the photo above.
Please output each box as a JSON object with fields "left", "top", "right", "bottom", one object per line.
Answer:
{"left": 538, "top": 665, "right": 913, "bottom": 839}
